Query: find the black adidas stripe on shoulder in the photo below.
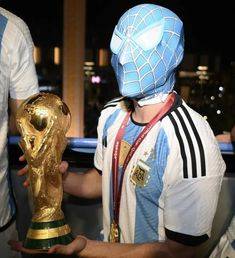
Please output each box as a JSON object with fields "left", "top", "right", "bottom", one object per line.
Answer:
{"left": 180, "top": 105, "right": 206, "bottom": 176}
{"left": 168, "top": 104, "right": 206, "bottom": 179}
{"left": 102, "top": 96, "right": 131, "bottom": 110}
{"left": 102, "top": 96, "right": 124, "bottom": 110}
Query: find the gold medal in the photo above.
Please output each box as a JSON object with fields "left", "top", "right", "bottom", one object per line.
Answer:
{"left": 109, "top": 222, "right": 120, "bottom": 242}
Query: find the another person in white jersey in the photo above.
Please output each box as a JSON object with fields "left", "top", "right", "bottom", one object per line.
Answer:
{"left": 209, "top": 215, "right": 235, "bottom": 258}
{"left": 0, "top": 6, "right": 39, "bottom": 258}
{"left": 211, "top": 126, "right": 235, "bottom": 258}
{"left": 11, "top": 4, "right": 226, "bottom": 258}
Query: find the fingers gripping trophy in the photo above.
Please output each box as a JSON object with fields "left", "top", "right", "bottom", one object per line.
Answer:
{"left": 16, "top": 92, "right": 73, "bottom": 250}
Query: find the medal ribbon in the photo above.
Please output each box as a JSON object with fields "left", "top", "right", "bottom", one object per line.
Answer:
{"left": 111, "top": 92, "right": 176, "bottom": 228}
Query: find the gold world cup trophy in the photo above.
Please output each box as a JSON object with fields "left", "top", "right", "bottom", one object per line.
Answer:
{"left": 16, "top": 92, "right": 73, "bottom": 250}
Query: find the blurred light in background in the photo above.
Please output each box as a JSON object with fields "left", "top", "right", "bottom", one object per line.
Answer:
{"left": 91, "top": 75, "right": 101, "bottom": 84}
{"left": 54, "top": 47, "right": 61, "bottom": 65}
{"left": 34, "top": 47, "right": 41, "bottom": 64}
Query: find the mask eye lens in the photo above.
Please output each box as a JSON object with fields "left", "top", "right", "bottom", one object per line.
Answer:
{"left": 110, "top": 30, "right": 123, "bottom": 54}
{"left": 134, "top": 23, "right": 164, "bottom": 51}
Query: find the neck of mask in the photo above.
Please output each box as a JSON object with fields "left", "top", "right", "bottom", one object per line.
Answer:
{"left": 136, "top": 92, "right": 171, "bottom": 107}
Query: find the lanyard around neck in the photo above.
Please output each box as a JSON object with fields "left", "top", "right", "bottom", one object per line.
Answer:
{"left": 111, "top": 92, "right": 176, "bottom": 225}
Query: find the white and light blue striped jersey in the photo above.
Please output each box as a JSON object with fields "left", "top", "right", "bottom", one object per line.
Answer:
{"left": 94, "top": 93, "right": 226, "bottom": 246}
{"left": 0, "top": 7, "right": 39, "bottom": 228}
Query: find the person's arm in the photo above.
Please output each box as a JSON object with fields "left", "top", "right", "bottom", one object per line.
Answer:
{"left": 8, "top": 98, "right": 24, "bottom": 135}
{"left": 231, "top": 125, "right": 235, "bottom": 141}
{"left": 48, "top": 235, "right": 198, "bottom": 258}
{"left": 62, "top": 166, "right": 102, "bottom": 199}
{"left": 8, "top": 15, "right": 39, "bottom": 135}
{"left": 17, "top": 159, "right": 102, "bottom": 199}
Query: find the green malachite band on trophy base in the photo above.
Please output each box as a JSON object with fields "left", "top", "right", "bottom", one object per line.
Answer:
{"left": 23, "top": 233, "right": 74, "bottom": 250}
{"left": 23, "top": 219, "right": 74, "bottom": 250}
{"left": 30, "top": 219, "right": 67, "bottom": 229}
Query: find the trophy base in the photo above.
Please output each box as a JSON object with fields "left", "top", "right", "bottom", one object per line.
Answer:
{"left": 23, "top": 218, "right": 74, "bottom": 250}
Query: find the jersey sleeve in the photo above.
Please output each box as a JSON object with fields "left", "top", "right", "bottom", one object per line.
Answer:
{"left": 93, "top": 105, "right": 112, "bottom": 172}
{"left": 164, "top": 175, "right": 224, "bottom": 245}
{"left": 94, "top": 113, "right": 104, "bottom": 172}
{"left": 9, "top": 18, "right": 39, "bottom": 99}
{"left": 163, "top": 109, "right": 226, "bottom": 246}
{"left": 94, "top": 97, "right": 125, "bottom": 173}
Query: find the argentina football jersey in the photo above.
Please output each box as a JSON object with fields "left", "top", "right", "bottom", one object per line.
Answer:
{"left": 94, "top": 94, "right": 225, "bottom": 244}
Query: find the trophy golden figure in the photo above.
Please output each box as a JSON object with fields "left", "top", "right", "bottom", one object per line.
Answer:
{"left": 16, "top": 92, "right": 73, "bottom": 250}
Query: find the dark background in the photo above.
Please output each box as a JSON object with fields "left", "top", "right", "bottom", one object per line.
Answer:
{"left": 1, "top": 0, "right": 235, "bottom": 136}
{"left": 1, "top": 0, "right": 235, "bottom": 60}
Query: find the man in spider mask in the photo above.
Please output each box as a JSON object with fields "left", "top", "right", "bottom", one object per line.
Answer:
{"left": 11, "top": 4, "right": 226, "bottom": 258}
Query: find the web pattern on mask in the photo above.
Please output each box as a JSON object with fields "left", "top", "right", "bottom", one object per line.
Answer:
{"left": 111, "top": 4, "right": 184, "bottom": 99}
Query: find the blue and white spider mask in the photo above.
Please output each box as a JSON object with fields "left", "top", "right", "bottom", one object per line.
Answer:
{"left": 110, "top": 4, "right": 184, "bottom": 105}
